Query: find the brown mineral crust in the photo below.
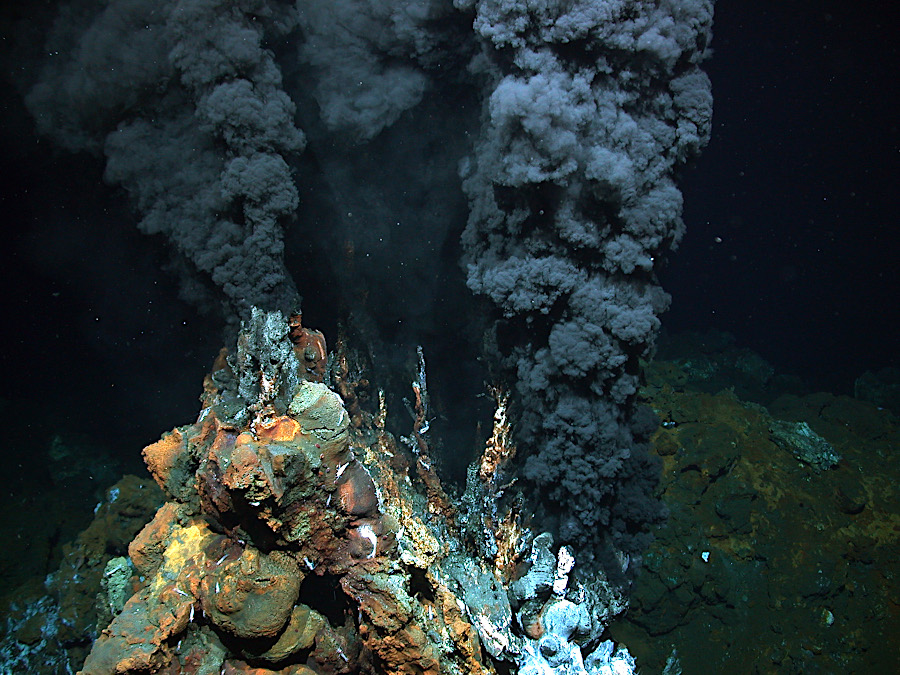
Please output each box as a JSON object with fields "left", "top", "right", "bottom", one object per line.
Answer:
{"left": 198, "top": 458, "right": 234, "bottom": 521}
{"left": 80, "top": 514, "right": 231, "bottom": 674}
{"left": 287, "top": 383, "right": 349, "bottom": 440}
{"left": 478, "top": 387, "right": 516, "bottom": 484}
{"left": 335, "top": 460, "right": 379, "bottom": 517}
{"left": 255, "top": 603, "right": 325, "bottom": 661}
{"left": 247, "top": 601, "right": 361, "bottom": 671}
{"left": 201, "top": 416, "right": 354, "bottom": 547}
{"left": 288, "top": 313, "right": 327, "bottom": 382}
{"left": 143, "top": 428, "right": 185, "bottom": 485}
{"left": 278, "top": 499, "right": 346, "bottom": 559}
{"left": 190, "top": 407, "right": 221, "bottom": 446}
{"left": 435, "top": 584, "right": 487, "bottom": 669}
{"left": 380, "top": 623, "right": 441, "bottom": 675}
{"left": 222, "top": 441, "right": 282, "bottom": 502}
{"left": 331, "top": 338, "right": 372, "bottom": 430}
{"left": 345, "top": 518, "right": 385, "bottom": 560}
{"left": 492, "top": 507, "right": 528, "bottom": 580}
{"left": 143, "top": 410, "right": 222, "bottom": 504}
{"left": 416, "top": 457, "right": 453, "bottom": 516}
{"left": 82, "top": 319, "right": 506, "bottom": 675}
{"left": 200, "top": 548, "right": 303, "bottom": 639}
{"left": 342, "top": 569, "right": 408, "bottom": 634}
{"left": 358, "top": 438, "right": 442, "bottom": 570}
{"left": 339, "top": 568, "right": 446, "bottom": 675}
{"left": 143, "top": 426, "right": 201, "bottom": 503}
{"left": 197, "top": 430, "right": 239, "bottom": 519}
{"left": 309, "top": 622, "right": 363, "bottom": 674}
{"left": 208, "top": 426, "right": 240, "bottom": 459}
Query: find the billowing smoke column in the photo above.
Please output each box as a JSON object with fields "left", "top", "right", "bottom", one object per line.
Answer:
{"left": 457, "top": 0, "right": 714, "bottom": 559}
{"left": 25, "top": 0, "right": 304, "bottom": 320}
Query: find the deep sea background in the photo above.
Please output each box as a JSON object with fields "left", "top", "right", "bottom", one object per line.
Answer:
{"left": 667, "top": 0, "right": 899, "bottom": 395}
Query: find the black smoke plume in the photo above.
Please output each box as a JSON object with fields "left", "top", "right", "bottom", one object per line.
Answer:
{"left": 457, "top": 0, "right": 714, "bottom": 561}
{"left": 20, "top": 0, "right": 714, "bottom": 570}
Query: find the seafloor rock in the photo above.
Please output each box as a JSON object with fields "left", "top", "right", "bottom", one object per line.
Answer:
{"left": 78, "top": 309, "right": 637, "bottom": 675}
{"left": 769, "top": 419, "right": 841, "bottom": 470}
{"left": 611, "top": 359, "right": 900, "bottom": 672}
{"left": 0, "top": 475, "right": 164, "bottom": 673}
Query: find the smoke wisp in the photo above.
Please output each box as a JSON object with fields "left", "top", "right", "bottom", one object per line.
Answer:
{"left": 26, "top": 0, "right": 305, "bottom": 320}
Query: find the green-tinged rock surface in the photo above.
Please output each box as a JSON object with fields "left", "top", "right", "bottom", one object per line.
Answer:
{"left": 611, "top": 359, "right": 900, "bottom": 673}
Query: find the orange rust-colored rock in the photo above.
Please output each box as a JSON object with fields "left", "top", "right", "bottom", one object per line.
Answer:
{"left": 436, "top": 584, "right": 485, "bottom": 665}
{"left": 200, "top": 548, "right": 302, "bottom": 639}
{"left": 80, "top": 586, "right": 189, "bottom": 675}
{"left": 142, "top": 427, "right": 194, "bottom": 501}
{"left": 256, "top": 415, "right": 302, "bottom": 443}
{"left": 142, "top": 429, "right": 185, "bottom": 486}
{"left": 379, "top": 623, "right": 441, "bottom": 675}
